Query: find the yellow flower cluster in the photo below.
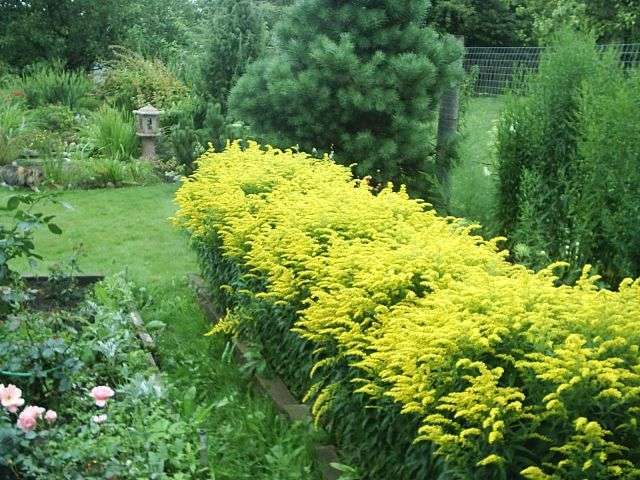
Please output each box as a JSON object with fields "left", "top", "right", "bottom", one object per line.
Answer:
{"left": 175, "top": 142, "right": 640, "bottom": 478}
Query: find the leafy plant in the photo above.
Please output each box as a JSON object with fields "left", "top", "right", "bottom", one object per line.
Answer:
{"left": 0, "top": 278, "right": 207, "bottom": 479}
{"left": 427, "top": 0, "right": 529, "bottom": 46}
{"left": 83, "top": 106, "right": 138, "bottom": 162}
{"left": 198, "top": 0, "right": 267, "bottom": 110}
{"left": 0, "top": 193, "right": 62, "bottom": 315}
{"left": 569, "top": 59, "right": 640, "bottom": 284}
{"left": 0, "top": 0, "right": 132, "bottom": 70}
{"left": 20, "top": 61, "right": 93, "bottom": 110}
{"left": 0, "top": 102, "right": 34, "bottom": 166}
{"left": 516, "top": 0, "right": 640, "bottom": 43}
{"left": 101, "top": 47, "right": 188, "bottom": 113}
{"left": 496, "top": 30, "right": 640, "bottom": 284}
{"left": 495, "top": 30, "right": 600, "bottom": 274}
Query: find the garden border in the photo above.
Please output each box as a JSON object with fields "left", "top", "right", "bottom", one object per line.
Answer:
{"left": 188, "top": 273, "right": 341, "bottom": 480}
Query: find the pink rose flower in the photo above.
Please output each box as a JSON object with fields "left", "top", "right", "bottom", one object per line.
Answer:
{"left": 90, "top": 386, "right": 115, "bottom": 407}
{"left": 16, "top": 406, "right": 45, "bottom": 432}
{"left": 0, "top": 384, "right": 25, "bottom": 413}
{"left": 45, "top": 410, "right": 58, "bottom": 423}
{"left": 92, "top": 414, "right": 108, "bottom": 424}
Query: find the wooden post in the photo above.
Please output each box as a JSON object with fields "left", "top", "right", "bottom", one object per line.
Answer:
{"left": 436, "top": 36, "right": 464, "bottom": 210}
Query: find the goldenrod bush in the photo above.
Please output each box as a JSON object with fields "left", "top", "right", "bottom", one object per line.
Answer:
{"left": 175, "top": 142, "right": 640, "bottom": 480}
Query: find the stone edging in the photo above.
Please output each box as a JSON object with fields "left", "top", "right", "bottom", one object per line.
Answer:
{"left": 188, "top": 274, "right": 342, "bottom": 480}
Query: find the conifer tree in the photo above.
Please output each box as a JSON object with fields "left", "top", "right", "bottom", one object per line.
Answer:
{"left": 229, "top": 0, "right": 463, "bottom": 197}
{"left": 199, "top": 0, "right": 267, "bottom": 110}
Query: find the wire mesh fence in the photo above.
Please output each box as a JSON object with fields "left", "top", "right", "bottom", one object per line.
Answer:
{"left": 464, "top": 44, "right": 640, "bottom": 96}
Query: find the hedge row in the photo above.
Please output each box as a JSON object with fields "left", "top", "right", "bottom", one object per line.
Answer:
{"left": 175, "top": 142, "right": 640, "bottom": 480}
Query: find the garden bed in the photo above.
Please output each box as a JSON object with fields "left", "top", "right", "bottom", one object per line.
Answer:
{"left": 0, "top": 274, "right": 209, "bottom": 479}
{"left": 22, "top": 274, "right": 104, "bottom": 311}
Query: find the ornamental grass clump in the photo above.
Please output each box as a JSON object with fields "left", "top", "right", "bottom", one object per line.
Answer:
{"left": 175, "top": 142, "right": 640, "bottom": 479}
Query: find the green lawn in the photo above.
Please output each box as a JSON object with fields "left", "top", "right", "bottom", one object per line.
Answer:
{"left": 4, "top": 184, "right": 196, "bottom": 282}
{"left": 2, "top": 183, "right": 320, "bottom": 479}
{"left": 449, "top": 96, "right": 504, "bottom": 234}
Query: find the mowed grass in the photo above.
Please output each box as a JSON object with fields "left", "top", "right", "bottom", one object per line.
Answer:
{"left": 1, "top": 183, "right": 320, "bottom": 479}
{"left": 449, "top": 96, "right": 505, "bottom": 234}
{"left": 3, "top": 183, "right": 196, "bottom": 282}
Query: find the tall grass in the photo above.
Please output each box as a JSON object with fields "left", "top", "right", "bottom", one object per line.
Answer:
{"left": 20, "top": 61, "right": 93, "bottom": 110}
{"left": 83, "top": 106, "right": 139, "bottom": 161}
{"left": 0, "top": 102, "right": 35, "bottom": 165}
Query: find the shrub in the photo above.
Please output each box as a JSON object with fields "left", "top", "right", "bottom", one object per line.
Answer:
{"left": 229, "top": 0, "right": 464, "bottom": 198}
{"left": 33, "top": 105, "right": 78, "bottom": 133}
{"left": 82, "top": 106, "right": 138, "bottom": 162}
{"left": 0, "top": 0, "right": 132, "bottom": 70}
{"left": 1, "top": 278, "right": 206, "bottom": 479}
{"left": 20, "top": 62, "right": 93, "bottom": 110}
{"left": 42, "top": 156, "right": 158, "bottom": 190}
{"left": 175, "top": 142, "right": 640, "bottom": 479}
{"left": 0, "top": 102, "right": 34, "bottom": 165}
{"left": 496, "top": 31, "right": 640, "bottom": 284}
{"left": 427, "top": 0, "right": 528, "bottom": 47}
{"left": 569, "top": 64, "right": 640, "bottom": 284}
{"left": 165, "top": 96, "right": 252, "bottom": 172}
{"left": 495, "top": 31, "right": 601, "bottom": 273}
{"left": 101, "top": 48, "right": 188, "bottom": 112}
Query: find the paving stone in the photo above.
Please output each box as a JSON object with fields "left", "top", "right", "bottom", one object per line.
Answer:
{"left": 315, "top": 445, "right": 341, "bottom": 480}
{"left": 283, "top": 404, "right": 312, "bottom": 423}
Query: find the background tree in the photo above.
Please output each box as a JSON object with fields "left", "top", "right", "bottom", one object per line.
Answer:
{"left": 427, "top": 0, "right": 530, "bottom": 46}
{"left": 514, "top": 0, "right": 640, "bottom": 43}
{"left": 229, "top": 0, "right": 463, "bottom": 198}
{"left": 198, "top": 0, "right": 267, "bottom": 110}
{"left": 122, "top": 0, "right": 197, "bottom": 63}
{"left": 0, "top": 0, "right": 131, "bottom": 70}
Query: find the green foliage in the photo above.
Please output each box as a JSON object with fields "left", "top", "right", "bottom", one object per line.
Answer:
{"left": 495, "top": 31, "right": 600, "bottom": 272}
{"left": 449, "top": 97, "right": 503, "bottom": 235}
{"left": 101, "top": 48, "right": 189, "bottom": 112}
{"left": 42, "top": 156, "right": 159, "bottom": 190}
{"left": 19, "top": 62, "right": 93, "bottom": 110}
{"left": 165, "top": 96, "right": 251, "bottom": 171}
{"left": 33, "top": 105, "right": 78, "bottom": 133}
{"left": 199, "top": 0, "right": 267, "bottom": 109}
{"left": 229, "top": 0, "right": 464, "bottom": 198}
{"left": 515, "top": 0, "right": 640, "bottom": 44}
{"left": 122, "top": 0, "right": 197, "bottom": 62}
{"left": 0, "top": 0, "right": 132, "bottom": 70}
{"left": 0, "top": 102, "right": 35, "bottom": 166}
{"left": 496, "top": 30, "right": 640, "bottom": 284}
{"left": 0, "top": 193, "right": 62, "bottom": 315}
{"left": 427, "top": 0, "right": 528, "bottom": 46}
{"left": 82, "top": 106, "right": 138, "bottom": 162}
{"left": 569, "top": 64, "right": 640, "bottom": 284}
{"left": 0, "top": 280, "right": 207, "bottom": 479}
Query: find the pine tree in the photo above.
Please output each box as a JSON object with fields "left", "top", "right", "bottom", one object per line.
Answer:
{"left": 229, "top": 0, "right": 463, "bottom": 197}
